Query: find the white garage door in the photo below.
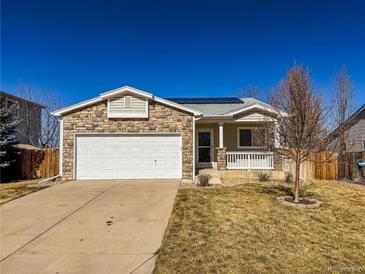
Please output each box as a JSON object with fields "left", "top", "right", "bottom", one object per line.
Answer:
{"left": 75, "top": 134, "right": 182, "bottom": 180}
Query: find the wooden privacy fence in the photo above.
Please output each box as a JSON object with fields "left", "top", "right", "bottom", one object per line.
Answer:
{"left": 283, "top": 151, "right": 365, "bottom": 181}
{"left": 311, "top": 152, "right": 339, "bottom": 180}
{"left": 16, "top": 148, "right": 59, "bottom": 179}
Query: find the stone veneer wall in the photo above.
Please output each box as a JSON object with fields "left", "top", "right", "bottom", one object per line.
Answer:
{"left": 61, "top": 100, "right": 193, "bottom": 180}
{"left": 216, "top": 147, "right": 227, "bottom": 170}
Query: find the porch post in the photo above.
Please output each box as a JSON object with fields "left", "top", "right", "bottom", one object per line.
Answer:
{"left": 216, "top": 147, "right": 227, "bottom": 170}
{"left": 219, "top": 122, "right": 224, "bottom": 148}
{"left": 274, "top": 121, "right": 280, "bottom": 148}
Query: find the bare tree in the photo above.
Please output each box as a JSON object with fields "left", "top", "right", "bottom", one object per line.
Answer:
{"left": 265, "top": 87, "right": 276, "bottom": 105}
{"left": 334, "top": 66, "right": 354, "bottom": 128}
{"left": 17, "top": 84, "right": 62, "bottom": 148}
{"left": 236, "top": 85, "right": 259, "bottom": 98}
{"left": 332, "top": 67, "right": 355, "bottom": 179}
{"left": 268, "top": 65, "right": 340, "bottom": 203}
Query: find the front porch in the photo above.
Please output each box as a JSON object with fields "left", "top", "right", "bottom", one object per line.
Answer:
{"left": 195, "top": 121, "right": 279, "bottom": 171}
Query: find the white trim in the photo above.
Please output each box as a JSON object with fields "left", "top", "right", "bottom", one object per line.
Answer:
{"left": 274, "top": 121, "right": 280, "bottom": 148}
{"left": 108, "top": 113, "right": 148, "bottom": 119}
{"left": 154, "top": 96, "right": 202, "bottom": 116}
{"left": 53, "top": 86, "right": 202, "bottom": 117}
{"left": 196, "top": 128, "right": 214, "bottom": 167}
{"left": 74, "top": 132, "right": 182, "bottom": 136}
{"left": 59, "top": 117, "right": 63, "bottom": 176}
{"left": 219, "top": 122, "right": 224, "bottom": 148}
{"left": 145, "top": 99, "right": 149, "bottom": 116}
{"left": 108, "top": 113, "right": 149, "bottom": 118}
{"left": 192, "top": 116, "right": 196, "bottom": 180}
{"left": 226, "top": 151, "right": 274, "bottom": 170}
{"left": 228, "top": 103, "right": 281, "bottom": 116}
{"left": 237, "top": 127, "right": 267, "bottom": 149}
{"left": 100, "top": 86, "right": 153, "bottom": 99}
{"left": 73, "top": 133, "right": 76, "bottom": 180}
{"left": 107, "top": 98, "right": 111, "bottom": 115}
{"left": 53, "top": 96, "right": 103, "bottom": 116}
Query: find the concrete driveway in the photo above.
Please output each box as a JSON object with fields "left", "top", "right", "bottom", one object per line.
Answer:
{"left": 0, "top": 180, "right": 179, "bottom": 274}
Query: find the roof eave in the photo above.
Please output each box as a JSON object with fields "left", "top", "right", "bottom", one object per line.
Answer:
{"left": 100, "top": 86, "right": 153, "bottom": 99}
{"left": 52, "top": 87, "right": 203, "bottom": 117}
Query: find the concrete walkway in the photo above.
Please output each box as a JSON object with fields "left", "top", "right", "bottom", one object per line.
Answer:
{"left": 0, "top": 180, "right": 179, "bottom": 274}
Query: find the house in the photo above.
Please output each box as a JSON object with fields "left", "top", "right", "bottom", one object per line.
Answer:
{"left": 53, "top": 86, "right": 283, "bottom": 181}
{"left": 0, "top": 91, "right": 44, "bottom": 146}
{"left": 330, "top": 103, "right": 365, "bottom": 152}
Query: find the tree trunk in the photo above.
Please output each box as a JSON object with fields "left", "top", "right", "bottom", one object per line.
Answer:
{"left": 294, "top": 161, "right": 300, "bottom": 203}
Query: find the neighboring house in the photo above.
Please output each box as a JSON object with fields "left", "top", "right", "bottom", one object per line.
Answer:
{"left": 53, "top": 86, "right": 283, "bottom": 181}
{"left": 330, "top": 103, "right": 365, "bottom": 152}
{"left": 0, "top": 91, "right": 44, "bottom": 146}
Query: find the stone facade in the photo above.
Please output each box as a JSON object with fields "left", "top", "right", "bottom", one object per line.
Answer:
{"left": 61, "top": 99, "right": 193, "bottom": 180}
{"left": 216, "top": 147, "right": 227, "bottom": 170}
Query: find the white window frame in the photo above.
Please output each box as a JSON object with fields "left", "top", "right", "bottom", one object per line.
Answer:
{"left": 237, "top": 127, "right": 266, "bottom": 149}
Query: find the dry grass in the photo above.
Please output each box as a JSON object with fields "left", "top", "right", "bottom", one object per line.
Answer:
{"left": 154, "top": 180, "right": 365, "bottom": 274}
{"left": 0, "top": 180, "right": 49, "bottom": 205}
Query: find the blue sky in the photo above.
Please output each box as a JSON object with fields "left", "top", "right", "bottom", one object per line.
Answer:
{"left": 1, "top": 0, "right": 365, "bottom": 109}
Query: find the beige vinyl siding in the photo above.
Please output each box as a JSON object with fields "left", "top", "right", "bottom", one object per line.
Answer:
{"left": 196, "top": 123, "right": 270, "bottom": 159}
{"left": 347, "top": 119, "right": 365, "bottom": 152}
{"left": 109, "top": 94, "right": 147, "bottom": 115}
{"left": 224, "top": 124, "right": 267, "bottom": 152}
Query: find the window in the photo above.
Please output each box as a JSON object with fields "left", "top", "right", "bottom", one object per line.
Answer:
{"left": 238, "top": 128, "right": 266, "bottom": 148}
{"left": 124, "top": 96, "right": 132, "bottom": 108}
{"left": 239, "top": 129, "right": 252, "bottom": 146}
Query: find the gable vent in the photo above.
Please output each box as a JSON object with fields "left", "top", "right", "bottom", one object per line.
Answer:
{"left": 124, "top": 96, "right": 132, "bottom": 108}
{"left": 108, "top": 94, "right": 148, "bottom": 118}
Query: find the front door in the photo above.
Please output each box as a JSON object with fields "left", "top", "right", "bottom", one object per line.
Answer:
{"left": 197, "top": 130, "right": 213, "bottom": 166}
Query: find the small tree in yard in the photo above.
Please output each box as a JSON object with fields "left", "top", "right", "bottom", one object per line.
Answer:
{"left": 269, "top": 65, "right": 336, "bottom": 203}
{"left": 0, "top": 97, "right": 20, "bottom": 174}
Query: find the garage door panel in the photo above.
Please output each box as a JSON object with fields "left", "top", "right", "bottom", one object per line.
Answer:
{"left": 75, "top": 134, "right": 182, "bottom": 180}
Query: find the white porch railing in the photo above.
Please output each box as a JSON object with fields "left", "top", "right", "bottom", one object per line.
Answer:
{"left": 226, "top": 152, "right": 274, "bottom": 170}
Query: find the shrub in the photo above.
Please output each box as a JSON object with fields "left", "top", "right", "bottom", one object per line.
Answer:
{"left": 285, "top": 172, "right": 293, "bottom": 183}
{"left": 258, "top": 172, "right": 271, "bottom": 182}
{"left": 197, "top": 174, "right": 212, "bottom": 187}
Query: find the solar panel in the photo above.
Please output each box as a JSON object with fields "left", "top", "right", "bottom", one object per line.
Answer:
{"left": 165, "top": 97, "right": 243, "bottom": 104}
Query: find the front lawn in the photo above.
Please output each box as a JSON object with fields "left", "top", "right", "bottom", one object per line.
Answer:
{"left": 0, "top": 180, "right": 49, "bottom": 205}
{"left": 154, "top": 180, "right": 365, "bottom": 274}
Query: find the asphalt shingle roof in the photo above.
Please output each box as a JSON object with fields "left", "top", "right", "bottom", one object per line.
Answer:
{"left": 165, "top": 97, "right": 270, "bottom": 116}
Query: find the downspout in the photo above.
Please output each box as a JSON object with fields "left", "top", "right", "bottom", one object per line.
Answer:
{"left": 192, "top": 116, "right": 196, "bottom": 182}
{"left": 38, "top": 114, "right": 63, "bottom": 184}
{"left": 59, "top": 117, "right": 64, "bottom": 177}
